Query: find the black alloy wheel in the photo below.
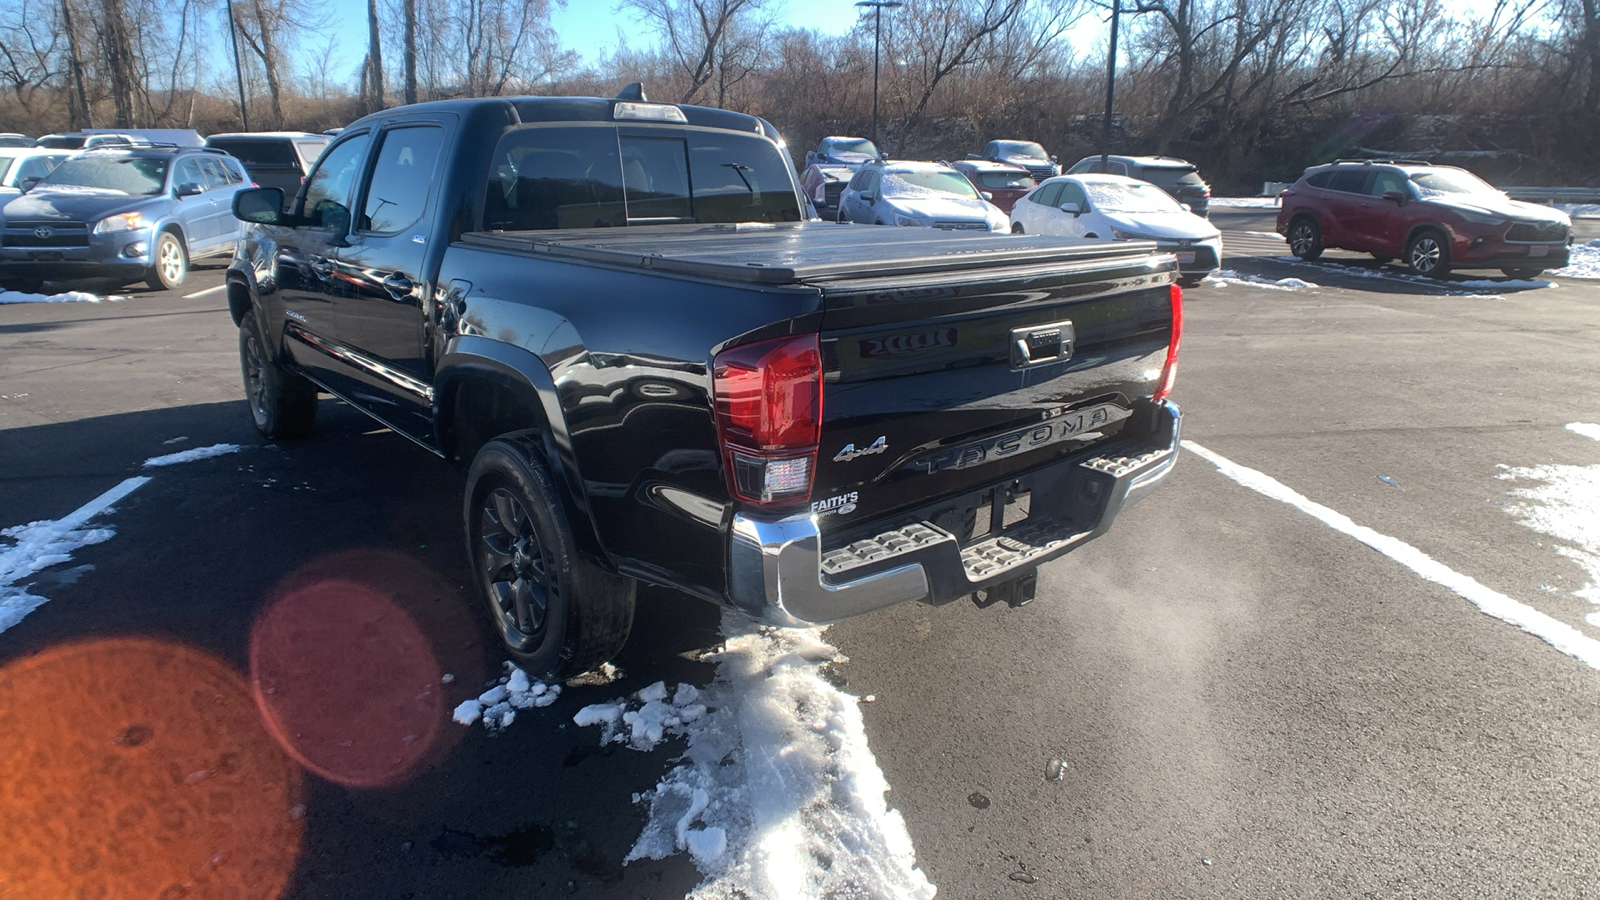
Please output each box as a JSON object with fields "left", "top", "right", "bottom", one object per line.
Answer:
{"left": 478, "top": 486, "right": 554, "bottom": 650}
{"left": 464, "top": 437, "right": 635, "bottom": 677}
{"left": 1288, "top": 217, "right": 1323, "bottom": 260}
{"left": 239, "top": 313, "right": 317, "bottom": 439}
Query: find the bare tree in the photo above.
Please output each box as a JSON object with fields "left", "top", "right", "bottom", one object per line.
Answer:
{"left": 620, "top": 0, "right": 772, "bottom": 104}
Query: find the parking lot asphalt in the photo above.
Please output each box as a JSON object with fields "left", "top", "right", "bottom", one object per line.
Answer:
{"left": 3, "top": 233, "right": 1599, "bottom": 898}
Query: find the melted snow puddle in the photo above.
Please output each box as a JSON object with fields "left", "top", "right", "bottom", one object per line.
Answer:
{"left": 1496, "top": 424, "right": 1600, "bottom": 623}
{"left": 574, "top": 611, "right": 935, "bottom": 900}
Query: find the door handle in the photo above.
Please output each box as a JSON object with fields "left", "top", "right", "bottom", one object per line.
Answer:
{"left": 381, "top": 272, "right": 415, "bottom": 299}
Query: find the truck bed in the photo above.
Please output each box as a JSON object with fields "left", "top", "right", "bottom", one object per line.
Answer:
{"left": 459, "top": 221, "right": 1164, "bottom": 286}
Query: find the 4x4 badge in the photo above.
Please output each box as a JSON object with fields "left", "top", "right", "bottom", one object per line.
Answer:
{"left": 834, "top": 436, "right": 887, "bottom": 462}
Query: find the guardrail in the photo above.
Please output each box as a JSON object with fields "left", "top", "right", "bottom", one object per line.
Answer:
{"left": 1501, "top": 187, "right": 1600, "bottom": 204}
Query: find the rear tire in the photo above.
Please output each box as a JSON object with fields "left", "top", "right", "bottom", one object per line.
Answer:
{"left": 1011, "top": 223, "right": 1024, "bottom": 234}
{"left": 146, "top": 230, "right": 188, "bottom": 291}
{"left": 1405, "top": 229, "right": 1451, "bottom": 278}
{"left": 1501, "top": 267, "right": 1544, "bottom": 279}
{"left": 1288, "top": 217, "right": 1323, "bottom": 260}
{"left": 465, "top": 437, "right": 635, "bottom": 678}
{"left": 239, "top": 313, "right": 318, "bottom": 439}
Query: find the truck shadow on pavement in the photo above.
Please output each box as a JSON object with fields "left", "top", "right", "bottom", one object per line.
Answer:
{"left": 0, "top": 397, "right": 719, "bottom": 899}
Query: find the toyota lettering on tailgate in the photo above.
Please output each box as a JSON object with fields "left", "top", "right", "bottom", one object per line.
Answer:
{"left": 906, "top": 403, "right": 1132, "bottom": 475}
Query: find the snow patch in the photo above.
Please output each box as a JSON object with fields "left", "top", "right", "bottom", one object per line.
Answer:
{"left": 1496, "top": 456, "right": 1600, "bottom": 611}
{"left": 574, "top": 612, "right": 936, "bottom": 900}
{"left": 0, "top": 288, "right": 124, "bottom": 304}
{"left": 0, "top": 476, "right": 150, "bottom": 636}
{"left": 1551, "top": 240, "right": 1600, "bottom": 280}
{"left": 142, "top": 443, "right": 244, "bottom": 467}
{"left": 1210, "top": 196, "right": 1280, "bottom": 208}
{"left": 450, "top": 662, "right": 561, "bottom": 731}
{"left": 1568, "top": 423, "right": 1600, "bottom": 443}
{"left": 1205, "top": 268, "right": 1318, "bottom": 291}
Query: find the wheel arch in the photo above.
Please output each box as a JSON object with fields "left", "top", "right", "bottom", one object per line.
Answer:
{"left": 436, "top": 336, "right": 612, "bottom": 568}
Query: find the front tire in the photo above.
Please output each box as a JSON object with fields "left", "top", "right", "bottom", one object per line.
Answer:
{"left": 146, "top": 230, "right": 188, "bottom": 291}
{"left": 239, "top": 313, "right": 318, "bottom": 439}
{"left": 1405, "top": 229, "right": 1451, "bottom": 278}
{"left": 1011, "top": 222, "right": 1024, "bottom": 234}
{"left": 465, "top": 437, "right": 635, "bottom": 678}
{"left": 1288, "top": 217, "right": 1323, "bottom": 260}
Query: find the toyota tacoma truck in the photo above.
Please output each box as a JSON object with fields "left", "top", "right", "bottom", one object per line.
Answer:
{"left": 226, "top": 86, "right": 1184, "bottom": 677}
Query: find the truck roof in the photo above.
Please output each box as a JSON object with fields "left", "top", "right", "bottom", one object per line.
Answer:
{"left": 347, "top": 95, "right": 779, "bottom": 142}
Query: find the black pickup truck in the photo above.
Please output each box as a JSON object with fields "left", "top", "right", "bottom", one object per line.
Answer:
{"left": 226, "top": 88, "right": 1183, "bottom": 677}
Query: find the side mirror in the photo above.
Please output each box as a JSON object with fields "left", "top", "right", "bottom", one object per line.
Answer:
{"left": 1179, "top": 202, "right": 1192, "bottom": 213}
{"left": 1059, "top": 202, "right": 1081, "bottom": 216}
{"left": 981, "top": 191, "right": 994, "bottom": 201}
{"left": 175, "top": 182, "right": 204, "bottom": 198}
{"left": 861, "top": 192, "right": 876, "bottom": 203}
{"left": 1050, "top": 155, "right": 1059, "bottom": 164}
{"left": 19, "top": 177, "right": 40, "bottom": 193}
{"left": 1383, "top": 190, "right": 1406, "bottom": 205}
{"left": 233, "top": 187, "right": 287, "bottom": 225}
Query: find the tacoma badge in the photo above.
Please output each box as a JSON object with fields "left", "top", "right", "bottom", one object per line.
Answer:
{"left": 834, "top": 436, "right": 887, "bottom": 462}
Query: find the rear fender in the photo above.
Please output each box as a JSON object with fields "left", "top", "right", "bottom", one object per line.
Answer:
{"left": 435, "top": 335, "right": 611, "bottom": 568}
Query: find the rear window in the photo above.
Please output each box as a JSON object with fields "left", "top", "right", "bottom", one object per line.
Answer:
{"left": 294, "top": 140, "right": 329, "bottom": 169}
{"left": 977, "top": 171, "right": 1033, "bottom": 190}
{"left": 208, "top": 139, "right": 299, "bottom": 169}
{"left": 1135, "top": 165, "right": 1202, "bottom": 187}
{"left": 484, "top": 124, "right": 801, "bottom": 230}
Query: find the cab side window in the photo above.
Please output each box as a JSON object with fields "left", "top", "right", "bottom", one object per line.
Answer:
{"left": 301, "top": 133, "right": 372, "bottom": 231}
{"left": 1058, "top": 181, "right": 1088, "bottom": 209}
{"left": 1033, "top": 182, "right": 1065, "bottom": 207}
{"left": 360, "top": 125, "right": 445, "bottom": 233}
{"left": 197, "top": 157, "right": 232, "bottom": 190}
{"left": 1370, "top": 170, "right": 1407, "bottom": 198}
{"left": 1328, "top": 171, "right": 1369, "bottom": 194}
{"left": 175, "top": 158, "right": 205, "bottom": 192}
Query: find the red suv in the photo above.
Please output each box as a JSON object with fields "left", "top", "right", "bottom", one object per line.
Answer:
{"left": 1276, "top": 159, "right": 1571, "bottom": 278}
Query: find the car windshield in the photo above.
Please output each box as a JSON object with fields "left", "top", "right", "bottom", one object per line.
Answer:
{"left": 827, "top": 138, "right": 879, "bottom": 156}
{"left": 883, "top": 170, "right": 980, "bottom": 200}
{"left": 1409, "top": 169, "right": 1502, "bottom": 199}
{"left": 997, "top": 141, "right": 1047, "bottom": 160}
{"left": 40, "top": 156, "right": 168, "bottom": 195}
{"left": 1085, "top": 181, "right": 1184, "bottom": 213}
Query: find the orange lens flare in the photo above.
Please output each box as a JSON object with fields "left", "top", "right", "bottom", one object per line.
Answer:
{"left": 0, "top": 637, "right": 304, "bottom": 898}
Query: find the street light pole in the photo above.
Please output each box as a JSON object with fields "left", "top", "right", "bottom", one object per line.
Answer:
{"left": 856, "top": 0, "right": 902, "bottom": 148}
{"left": 1099, "top": 0, "right": 1120, "bottom": 170}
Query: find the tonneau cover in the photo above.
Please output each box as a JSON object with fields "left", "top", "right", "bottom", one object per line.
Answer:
{"left": 460, "top": 221, "right": 1160, "bottom": 286}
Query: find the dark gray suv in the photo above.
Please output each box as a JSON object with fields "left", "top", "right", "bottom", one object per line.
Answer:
{"left": 0, "top": 145, "right": 250, "bottom": 292}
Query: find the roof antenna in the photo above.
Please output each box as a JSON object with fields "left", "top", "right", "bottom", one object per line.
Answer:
{"left": 615, "top": 83, "right": 648, "bottom": 102}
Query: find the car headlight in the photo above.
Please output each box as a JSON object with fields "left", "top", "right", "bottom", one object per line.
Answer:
{"left": 895, "top": 213, "right": 928, "bottom": 227}
{"left": 93, "top": 212, "right": 145, "bottom": 234}
{"left": 1456, "top": 209, "right": 1507, "bottom": 227}
{"left": 1111, "top": 228, "right": 1152, "bottom": 241}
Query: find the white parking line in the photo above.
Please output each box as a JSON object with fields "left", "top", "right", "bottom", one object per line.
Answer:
{"left": 1182, "top": 440, "right": 1600, "bottom": 670}
{"left": 1, "top": 476, "right": 151, "bottom": 635}
{"left": 183, "top": 284, "right": 226, "bottom": 299}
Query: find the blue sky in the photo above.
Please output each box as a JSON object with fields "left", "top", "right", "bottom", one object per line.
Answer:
{"left": 315, "top": 0, "right": 873, "bottom": 80}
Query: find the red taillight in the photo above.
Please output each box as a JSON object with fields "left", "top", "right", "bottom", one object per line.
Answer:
{"left": 713, "top": 334, "right": 823, "bottom": 508}
{"left": 1154, "top": 283, "right": 1182, "bottom": 402}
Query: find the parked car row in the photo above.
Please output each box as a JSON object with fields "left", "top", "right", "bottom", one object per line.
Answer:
{"left": 798, "top": 134, "right": 1224, "bottom": 280}
{"left": 0, "top": 130, "right": 331, "bottom": 293}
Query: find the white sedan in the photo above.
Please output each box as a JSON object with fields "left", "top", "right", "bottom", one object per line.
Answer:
{"left": 1010, "top": 173, "right": 1222, "bottom": 285}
